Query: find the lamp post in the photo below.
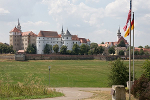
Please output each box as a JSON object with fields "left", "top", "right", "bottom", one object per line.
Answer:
{"left": 48, "top": 66, "right": 51, "bottom": 87}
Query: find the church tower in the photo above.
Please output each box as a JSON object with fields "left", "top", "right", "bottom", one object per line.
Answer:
{"left": 117, "top": 27, "right": 121, "bottom": 41}
{"left": 17, "top": 18, "right": 21, "bottom": 31}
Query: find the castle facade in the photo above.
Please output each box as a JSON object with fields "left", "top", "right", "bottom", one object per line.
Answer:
{"left": 9, "top": 20, "right": 91, "bottom": 54}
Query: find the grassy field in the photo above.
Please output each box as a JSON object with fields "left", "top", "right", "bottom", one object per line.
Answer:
{"left": 0, "top": 59, "right": 144, "bottom": 87}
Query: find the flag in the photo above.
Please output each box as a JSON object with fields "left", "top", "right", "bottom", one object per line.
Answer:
{"left": 123, "top": 10, "right": 131, "bottom": 31}
{"left": 124, "top": 19, "right": 134, "bottom": 37}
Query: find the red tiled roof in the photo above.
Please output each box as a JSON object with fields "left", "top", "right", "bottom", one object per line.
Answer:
{"left": 37, "top": 31, "right": 60, "bottom": 38}
{"left": 98, "top": 44, "right": 106, "bottom": 47}
{"left": 117, "top": 36, "right": 128, "bottom": 45}
{"left": 10, "top": 27, "right": 21, "bottom": 33}
{"left": 134, "top": 48, "right": 150, "bottom": 52}
{"left": 18, "top": 50, "right": 25, "bottom": 53}
{"left": 87, "top": 39, "right": 90, "bottom": 42}
{"left": 79, "top": 38, "right": 87, "bottom": 43}
{"left": 72, "top": 35, "right": 79, "bottom": 41}
{"left": 22, "top": 31, "right": 37, "bottom": 36}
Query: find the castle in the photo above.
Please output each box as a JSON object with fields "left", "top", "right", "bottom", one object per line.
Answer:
{"left": 9, "top": 20, "right": 91, "bottom": 54}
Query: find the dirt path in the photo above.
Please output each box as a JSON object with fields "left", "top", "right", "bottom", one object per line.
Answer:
{"left": 31, "top": 88, "right": 111, "bottom": 100}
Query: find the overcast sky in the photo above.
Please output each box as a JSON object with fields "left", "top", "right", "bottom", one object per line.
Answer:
{"left": 0, "top": 0, "right": 150, "bottom": 47}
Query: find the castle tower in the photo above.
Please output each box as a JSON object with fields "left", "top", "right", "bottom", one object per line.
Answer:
{"left": 17, "top": 18, "right": 21, "bottom": 31}
{"left": 117, "top": 27, "right": 121, "bottom": 41}
{"left": 62, "top": 29, "right": 72, "bottom": 50}
{"left": 9, "top": 26, "right": 22, "bottom": 51}
{"left": 61, "top": 26, "right": 64, "bottom": 35}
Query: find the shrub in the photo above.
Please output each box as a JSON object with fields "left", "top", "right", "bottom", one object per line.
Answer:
{"left": 108, "top": 58, "right": 129, "bottom": 86}
{"left": 142, "top": 60, "right": 150, "bottom": 79}
{"left": 131, "top": 75, "right": 150, "bottom": 100}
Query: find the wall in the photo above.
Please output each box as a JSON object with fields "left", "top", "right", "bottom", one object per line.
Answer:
{"left": 0, "top": 54, "right": 15, "bottom": 60}
{"left": 25, "top": 54, "right": 94, "bottom": 60}
{"left": 12, "top": 54, "right": 150, "bottom": 61}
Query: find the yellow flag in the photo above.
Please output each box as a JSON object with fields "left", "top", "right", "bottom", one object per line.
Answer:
{"left": 124, "top": 19, "right": 134, "bottom": 37}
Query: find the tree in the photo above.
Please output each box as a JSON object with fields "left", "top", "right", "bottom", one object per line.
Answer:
{"left": 108, "top": 59, "right": 129, "bottom": 86}
{"left": 145, "top": 45, "right": 150, "bottom": 49}
{"left": 117, "top": 40, "right": 126, "bottom": 47}
{"left": 139, "top": 49, "right": 144, "bottom": 55}
{"left": 60, "top": 45, "right": 67, "bottom": 54}
{"left": 66, "top": 50, "right": 72, "bottom": 55}
{"left": 86, "top": 45, "right": 90, "bottom": 54}
{"left": 145, "top": 51, "right": 149, "bottom": 55}
{"left": 138, "top": 46, "right": 143, "bottom": 48}
{"left": 53, "top": 44, "right": 59, "bottom": 53}
{"left": 26, "top": 44, "right": 36, "bottom": 54}
{"left": 80, "top": 44, "right": 87, "bottom": 55}
{"left": 88, "top": 49, "right": 94, "bottom": 55}
{"left": 108, "top": 47, "right": 115, "bottom": 55}
{"left": 119, "top": 50, "right": 124, "bottom": 55}
{"left": 134, "top": 50, "right": 139, "bottom": 55}
{"left": 97, "top": 46, "right": 104, "bottom": 54}
{"left": 142, "top": 60, "right": 150, "bottom": 79}
{"left": 90, "top": 43, "right": 98, "bottom": 49}
{"left": 44, "top": 44, "right": 52, "bottom": 54}
{"left": 101, "top": 42, "right": 104, "bottom": 44}
{"left": 72, "top": 44, "right": 80, "bottom": 55}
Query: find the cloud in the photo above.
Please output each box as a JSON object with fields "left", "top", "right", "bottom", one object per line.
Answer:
{"left": 42, "top": 0, "right": 104, "bottom": 26}
{"left": 105, "top": 0, "right": 128, "bottom": 17}
{"left": 0, "top": 8, "right": 10, "bottom": 15}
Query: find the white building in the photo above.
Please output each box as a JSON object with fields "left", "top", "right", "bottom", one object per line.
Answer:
{"left": 37, "top": 28, "right": 90, "bottom": 54}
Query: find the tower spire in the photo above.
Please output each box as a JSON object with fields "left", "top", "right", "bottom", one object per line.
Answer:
{"left": 17, "top": 18, "right": 21, "bottom": 31}
{"left": 117, "top": 26, "right": 121, "bottom": 41}
{"left": 61, "top": 25, "right": 64, "bottom": 34}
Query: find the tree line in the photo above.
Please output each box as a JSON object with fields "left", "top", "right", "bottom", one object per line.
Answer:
{"left": 43, "top": 43, "right": 105, "bottom": 55}
{"left": 0, "top": 43, "right": 14, "bottom": 54}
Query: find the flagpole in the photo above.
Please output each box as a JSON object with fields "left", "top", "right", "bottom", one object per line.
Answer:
{"left": 133, "top": 12, "right": 135, "bottom": 82}
{"left": 129, "top": 0, "right": 132, "bottom": 100}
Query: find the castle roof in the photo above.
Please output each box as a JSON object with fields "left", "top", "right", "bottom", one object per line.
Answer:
{"left": 10, "top": 27, "right": 21, "bottom": 33}
{"left": 22, "top": 31, "right": 37, "bottom": 36}
{"left": 72, "top": 35, "right": 79, "bottom": 41}
{"left": 64, "top": 29, "right": 71, "bottom": 36}
{"left": 87, "top": 39, "right": 90, "bottom": 42}
{"left": 79, "top": 38, "right": 87, "bottom": 43}
{"left": 37, "top": 31, "right": 61, "bottom": 38}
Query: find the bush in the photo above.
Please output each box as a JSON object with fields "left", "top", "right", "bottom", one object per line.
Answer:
{"left": 142, "top": 60, "right": 150, "bottom": 79}
{"left": 131, "top": 75, "right": 150, "bottom": 100}
{"left": 108, "top": 58, "right": 129, "bottom": 86}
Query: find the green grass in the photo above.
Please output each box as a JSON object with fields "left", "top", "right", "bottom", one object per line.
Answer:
{"left": 0, "top": 59, "right": 144, "bottom": 87}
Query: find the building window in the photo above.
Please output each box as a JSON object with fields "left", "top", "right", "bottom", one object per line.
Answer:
{"left": 57, "top": 42, "right": 58, "bottom": 43}
{"left": 73, "top": 42, "right": 74, "bottom": 44}
{"left": 39, "top": 38, "right": 40, "bottom": 39}
{"left": 76, "top": 42, "right": 77, "bottom": 44}
{"left": 43, "top": 38, "right": 44, "bottom": 39}
{"left": 67, "top": 37, "right": 68, "bottom": 39}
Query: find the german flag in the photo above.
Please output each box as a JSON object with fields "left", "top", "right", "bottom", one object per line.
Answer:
{"left": 124, "top": 19, "right": 134, "bottom": 37}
